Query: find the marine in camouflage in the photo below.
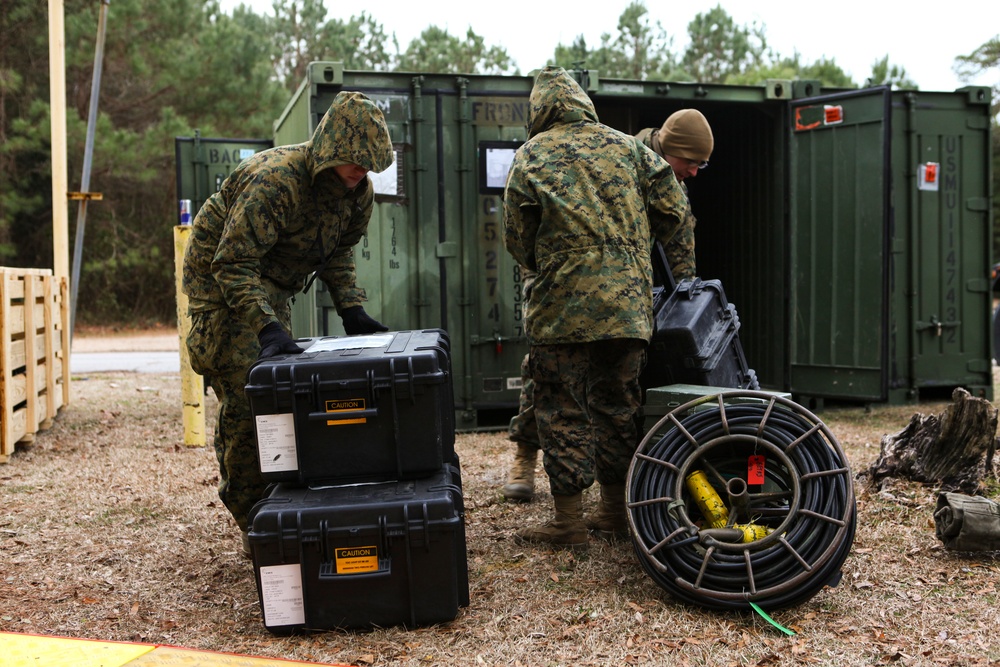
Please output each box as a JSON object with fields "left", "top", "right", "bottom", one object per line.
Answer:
{"left": 182, "top": 91, "right": 394, "bottom": 529}
{"left": 507, "top": 122, "right": 698, "bottom": 450}
{"left": 636, "top": 127, "right": 696, "bottom": 280}
{"left": 183, "top": 91, "right": 394, "bottom": 332}
{"left": 505, "top": 104, "right": 702, "bottom": 495}
{"left": 502, "top": 66, "right": 688, "bottom": 496}
{"left": 503, "top": 67, "right": 690, "bottom": 346}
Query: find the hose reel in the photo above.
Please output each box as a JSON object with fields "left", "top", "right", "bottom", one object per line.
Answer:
{"left": 627, "top": 391, "right": 856, "bottom": 611}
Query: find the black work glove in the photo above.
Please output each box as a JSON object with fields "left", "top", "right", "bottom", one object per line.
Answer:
{"left": 340, "top": 305, "right": 389, "bottom": 335}
{"left": 257, "top": 322, "right": 303, "bottom": 359}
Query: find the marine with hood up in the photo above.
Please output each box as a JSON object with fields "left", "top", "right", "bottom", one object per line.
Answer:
{"left": 503, "top": 67, "right": 690, "bottom": 346}
{"left": 180, "top": 91, "right": 394, "bottom": 534}
{"left": 182, "top": 90, "right": 395, "bottom": 332}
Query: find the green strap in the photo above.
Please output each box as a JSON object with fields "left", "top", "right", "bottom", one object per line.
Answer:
{"left": 749, "top": 601, "right": 796, "bottom": 636}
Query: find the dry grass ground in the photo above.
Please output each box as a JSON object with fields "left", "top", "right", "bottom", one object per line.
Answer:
{"left": 3, "top": 335, "right": 1000, "bottom": 666}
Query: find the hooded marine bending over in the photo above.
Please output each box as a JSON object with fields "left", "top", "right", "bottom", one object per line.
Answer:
{"left": 182, "top": 91, "right": 394, "bottom": 554}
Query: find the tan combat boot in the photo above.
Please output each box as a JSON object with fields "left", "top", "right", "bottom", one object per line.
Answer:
{"left": 501, "top": 443, "right": 538, "bottom": 502}
{"left": 586, "top": 483, "right": 629, "bottom": 542}
{"left": 514, "top": 492, "right": 588, "bottom": 550}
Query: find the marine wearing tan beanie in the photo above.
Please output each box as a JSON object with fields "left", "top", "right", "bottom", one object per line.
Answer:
{"left": 657, "top": 109, "right": 714, "bottom": 164}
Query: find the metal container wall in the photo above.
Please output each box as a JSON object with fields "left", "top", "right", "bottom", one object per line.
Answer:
{"left": 592, "top": 82, "right": 792, "bottom": 394}
{"left": 893, "top": 87, "right": 994, "bottom": 401}
{"left": 281, "top": 64, "right": 536, "bottom": 430}
{"left": 788, "top": 86, "right": 994, "bottom": 404}
{"left": 174, "top": 134, "right": 272, "bottom": 219}
{"left": 274, "top": 62, "right": 993, "bottom": 428}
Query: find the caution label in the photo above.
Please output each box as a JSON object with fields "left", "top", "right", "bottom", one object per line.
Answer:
{"left": 325, "top": 398, "right": 366, "bottom": 426}
{"left": 335, "top": 546, "right": 379, "bottom": 573}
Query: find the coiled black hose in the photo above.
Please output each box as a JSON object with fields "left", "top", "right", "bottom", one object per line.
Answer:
{"left": 627, "top": 391, "right": 856, "bottom": 611}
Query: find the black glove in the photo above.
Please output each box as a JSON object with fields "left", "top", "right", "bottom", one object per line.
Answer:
{"left": 257, "top": 322, "right": 303, "bottom": 359}
{"left": 340, "top": 305, "right": 389, "bottom": 335}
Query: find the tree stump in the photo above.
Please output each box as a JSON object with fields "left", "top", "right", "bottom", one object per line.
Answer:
{"left": 865, "top": 388, "right": 998, "bottom": 494}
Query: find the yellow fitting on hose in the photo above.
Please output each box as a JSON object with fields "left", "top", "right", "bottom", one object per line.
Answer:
{"left": 685, "top": 470, "right": 729, "bottom": 529}
{"left": 734, "top": 523, "right": 773, "bottom": 542}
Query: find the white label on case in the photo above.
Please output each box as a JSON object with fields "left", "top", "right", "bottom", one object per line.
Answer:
{"left": 304, "top": 334, "right": 394, "bottom": 352}
{"left": 255, "top": 413, "right": 297, "bottom": 473}
{"left": 259, "top": 563, "right": 305, "bottom": 627}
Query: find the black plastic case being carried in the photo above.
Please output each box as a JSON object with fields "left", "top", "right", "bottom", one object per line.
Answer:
{"left": 247, "top": 462, "right": 469, "bottom": 633}
{"left": 245, "top": 329, "right": 455, "bottom": 485}
{"left": 642, "top": 278, "right": 759, "bottom": 391}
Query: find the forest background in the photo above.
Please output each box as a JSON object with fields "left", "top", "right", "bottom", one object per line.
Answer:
{"left": 1, "top": 0, "right": 998, "bottom": 328}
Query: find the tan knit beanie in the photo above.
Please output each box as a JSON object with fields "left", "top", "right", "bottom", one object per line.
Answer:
{"left": 659, "top": 109, "right": 714, "bottom": 163}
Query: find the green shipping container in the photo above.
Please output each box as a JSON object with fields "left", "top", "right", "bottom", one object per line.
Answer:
{"left": 274, "top": 62, "right": 993, "bottom": 428}
{"left": 788, "top": 87, "right": 995, "bottom": 404}
{"left": 174, "top": 132, "right": 273, "bottom": 220}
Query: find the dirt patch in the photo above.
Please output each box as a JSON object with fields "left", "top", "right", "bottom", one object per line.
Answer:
{"left": 3, "top": 370, "right": 1000, "bottom": 666}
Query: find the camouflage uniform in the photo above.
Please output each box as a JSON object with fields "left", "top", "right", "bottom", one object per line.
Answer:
{"left": 503, "top": 67, "right": 689, "bottom": 496}
{"left": 183, "top": 91, "right": 394, "bottom": 530}
{"left": 505, "top": 125, "right": 697, "bottom": 481}
{"left": 636, "top": 126, "right": 697, "bottom": 281}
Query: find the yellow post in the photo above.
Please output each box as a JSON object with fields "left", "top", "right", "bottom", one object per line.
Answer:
{"left": 173, "top": 226, "right": 205, "bottom": 446}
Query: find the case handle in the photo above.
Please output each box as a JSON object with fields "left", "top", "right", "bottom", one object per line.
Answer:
{"left": 307, "top": 407, "right": 379, "bottom": 422}
{"left": 318, "top": 562, "right": 391, "bottom": 581}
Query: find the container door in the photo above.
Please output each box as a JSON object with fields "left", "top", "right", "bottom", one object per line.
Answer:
{"left": 904, "top": 88, "right": 994, "bottom": 398}
{"left": 788, "top": 88, "right": 892, "bottom": 401}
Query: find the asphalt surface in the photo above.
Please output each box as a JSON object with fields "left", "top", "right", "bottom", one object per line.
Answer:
{"left": 70, "top": 351, "right": 181, "bottom": 374}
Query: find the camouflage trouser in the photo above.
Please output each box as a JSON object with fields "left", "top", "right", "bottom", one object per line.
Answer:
{"left": 186, "top": 302, "right": 291, "bottom": 531}
{"left": 507, "top": 353, "right": 540, "bottom": 450}
{"left": 530, "top": 339, "right": 646, "bottom": 497}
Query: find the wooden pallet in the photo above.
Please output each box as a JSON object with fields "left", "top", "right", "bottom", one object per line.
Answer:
{"left": 0, "top": 268, "right": 70, "bottom": 462}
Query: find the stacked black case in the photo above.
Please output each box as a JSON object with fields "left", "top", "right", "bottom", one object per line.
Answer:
{"left": 245, "top": 329, "right": 456, "bottom": 485}
{"left": 244, "top": 329, "right": 469, "bottom": 633}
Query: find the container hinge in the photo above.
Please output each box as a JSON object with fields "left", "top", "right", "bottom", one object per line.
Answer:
{"left": 966, "top": 278, "right": 990, "bottom": 293}
{"left": 966, "top": 197, "right": 990, "bottom": 212}
{"left": 967, "top": 359, "right": 992, "bottom": 373}
{"left": 915, "top": 317, "right": 960, "bottom": 336}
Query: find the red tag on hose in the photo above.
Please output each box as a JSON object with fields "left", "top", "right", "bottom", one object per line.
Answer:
{"left": 748, "top": 455, "right": 765, "bottom": 484}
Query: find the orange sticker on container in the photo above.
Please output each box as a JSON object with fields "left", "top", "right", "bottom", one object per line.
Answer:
{"left": 748, "top": 455, "right": 765, "bottom": 484}
{"left": 794, "top": 106, "right": 823, "bottom": 131}
{"left": 924, "top": 162, "right": 938, "bottom": 184}
{"left": 824, "top": 105, "right": 844, "bottom": 125}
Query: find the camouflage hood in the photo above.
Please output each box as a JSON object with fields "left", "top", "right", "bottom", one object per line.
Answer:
{"left": 311, "top": 91, "right": 394, "bottom": 176}
{"left": 526, "top": 67, "right": 599, "bottom": 139}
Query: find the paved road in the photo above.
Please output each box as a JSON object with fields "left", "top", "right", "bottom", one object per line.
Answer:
{"left": 70, "top": 351, "right": 181, "bottom": 374}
